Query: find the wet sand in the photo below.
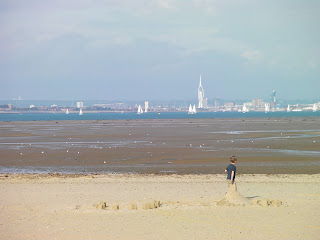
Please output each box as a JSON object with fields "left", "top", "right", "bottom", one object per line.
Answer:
{"left": 0, "top": 173, "right": 319, "bottom": 240}
{"left": 1, "top": 118, "right": 320, "bottom": 174}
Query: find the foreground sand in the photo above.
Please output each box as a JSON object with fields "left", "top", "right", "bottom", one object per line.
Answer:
{"left": 1, "top": 174, "right": 319, "bottom": 240}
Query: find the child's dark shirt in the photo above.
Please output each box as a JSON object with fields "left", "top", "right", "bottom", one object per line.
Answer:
{"left": 226, "top": 164, "right": 236, "bottom": 180}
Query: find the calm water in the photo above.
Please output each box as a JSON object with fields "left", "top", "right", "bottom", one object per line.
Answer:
{"left": 1, "top": 111, "right": 320, "bottom": 122}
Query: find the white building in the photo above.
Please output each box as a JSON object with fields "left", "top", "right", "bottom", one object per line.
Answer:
{"left": 76, "top": 102, "right": 84, "bottom": 108}
{"left": 198, "top": 75, "right": 205, "bottom": 108}
{"left": 144, "top": 101, "right": 149, "bottom": 113}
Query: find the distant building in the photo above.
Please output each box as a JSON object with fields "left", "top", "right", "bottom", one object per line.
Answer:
{"left": 270, "top": 90, "right": 276, "bottom": 108}
{"left": 252, "top": 98, "right": 262, "bottom": 108}
{"left": 214, "top": 97, "right": 221, "bottom": 109}
{"left": 198, "top": 75, "right": 205, "bottom": 108}
{"left": 270, "top": 102, "right": 275, "bottom": 109}
{"left": 271, "top": 90, "right": 276, "bottom": 102}
{"left": 145, "top": 101, "right": 149, "bottom": 113}
{"left": 0, "top": 104, "right": 12, "bottom": 111}
{"left": 203, "top": 98, "right": 208, "bottom": 109}
{"left": 225, "top": 102, "right": 235, "bottom": 108}
{"left": 77, "top": 102, "right": 84, "bottom": 108}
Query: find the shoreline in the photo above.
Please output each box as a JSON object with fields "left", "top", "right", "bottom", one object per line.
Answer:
{"left": 1, "top": 112, "right": 320, "bottom": 123}
{"left": 1, "top": 172, "right": 320, "bottom": 179}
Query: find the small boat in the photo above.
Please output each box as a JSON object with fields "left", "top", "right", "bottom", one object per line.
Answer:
{"left": 137, "top": 105, "right": 143, "bottom": 114}
{"left": 312, "top": 103, "right": 318, "bottom": 112}
{"left": 287, "top": 104, "right": 291, "bottom": 112}
{"left": 264, "top": 103, "right": 270, "bottom": 113}
{"left": 66, "top": 109, "right": 69, "bottom": 114}
{"left": 192, "top": 104, "right": 197, "bottom": 114}
{"left": 188, "top": 104, "right": 197, "bottom": 114}
{"left": 79, "top": 108, "right": 83, "bottom": 115}
{"left": 188, "top": 104, "right": 193, "bottom": 114}
{"left": 242, "top": 104, "right": 249, "bottom": 113}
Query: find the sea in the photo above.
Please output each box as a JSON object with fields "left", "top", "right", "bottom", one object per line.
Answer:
{"left": 1, "top": 111, "right": 320, "bottom": 122}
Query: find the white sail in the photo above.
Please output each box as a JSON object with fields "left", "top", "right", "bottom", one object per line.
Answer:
{"left": 242, "top": 104, "right": 248, "bottom": 113}
{"left": 190, "top": 104, "right": 196, "bottom": 114}
{"left": 66, "top": 109, "right": 69, "bottom": 114}
{"left": 188, "top": 104, "right": 197, "bottom": 114}
{"left": 312, "top": 103, "right": 318, "bottom": 112}
{"left": 287, "top": 104, "right": 291, "bottom": 112}
{"left": 264, "top": 103, "right": 270, "bottom": 113}
{"left": 79, "top": 108, "right": 83, "bottom": 115}
{"left": 188, "top": 104, "right": 193, "bottom": 114}
{"left": 137, "top": 105, "right": 143, "bottom": 114}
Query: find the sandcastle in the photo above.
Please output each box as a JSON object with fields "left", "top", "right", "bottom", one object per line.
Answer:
{"left": 217, "top": 182, "right": 252, "bottom": 206}
{"left": 94, "top": 200, "right": 161, "bottom": 210}
{"left": 94, "top": 201, "right": 107, "bottom": 209}
{"left": 217, "top": 183, "right": 283, "bottom": 207}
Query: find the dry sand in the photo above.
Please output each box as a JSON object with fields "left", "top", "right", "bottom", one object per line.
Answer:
{"left": 1, "top": 173, "right": 319, "bottom": 240}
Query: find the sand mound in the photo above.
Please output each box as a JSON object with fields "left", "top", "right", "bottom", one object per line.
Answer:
{"left": 142, "top": 201, "right": 161, "bottom": 210}
{"left": 217, "top": 183, "right": 283, "bottom": 207}
{"left": 94, "top": 201, "right": 107, "bottom": 209}
{"left": 93, "top": 200, "right": 161, "bottom": 210}
{"left": 217, "top": 183, "right": 252, "bottom": 206}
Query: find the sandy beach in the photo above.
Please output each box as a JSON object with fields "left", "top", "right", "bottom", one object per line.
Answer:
{"left": 1, "top": 173, "right": 319, "bottom": 240}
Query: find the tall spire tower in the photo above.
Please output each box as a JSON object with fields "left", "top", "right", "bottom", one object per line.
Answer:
{"left": 198, "top": 75, "right": 204, "bottom": 108}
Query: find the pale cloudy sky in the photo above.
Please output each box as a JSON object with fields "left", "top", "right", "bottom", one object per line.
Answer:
{"left": 1, "top": 0, "right": 319, "bottom": 101}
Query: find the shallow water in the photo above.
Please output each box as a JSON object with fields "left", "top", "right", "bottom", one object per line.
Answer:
{"left": 1, "top": 111, "right": 320, "bottom": 122}
{"left": 1, "top": 118, "right": 319, "bottom": 174}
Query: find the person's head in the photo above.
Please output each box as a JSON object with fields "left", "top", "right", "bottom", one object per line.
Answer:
{"left": 230, "top": 156, "right": 237, "bottom": 164}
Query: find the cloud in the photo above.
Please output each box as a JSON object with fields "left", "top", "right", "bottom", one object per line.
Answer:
{"left": 241, "top": 50, "right": 263, "bottom": 63}
{"left": 192, "top": 0, "right": 216, "bottom": 13}
{"left": 155, "top": 0, "right": 174, "bottom": 9}
{"left": 308, "top": 61, "right": 317, "bottom": 69}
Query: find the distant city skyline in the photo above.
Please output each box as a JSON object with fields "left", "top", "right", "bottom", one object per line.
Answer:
{"left": 1, "top": 1, "right": 319, "bottom": 101}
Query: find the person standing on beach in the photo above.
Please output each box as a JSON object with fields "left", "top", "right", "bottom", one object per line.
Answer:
{"left": 225, "top": 156, "right": 237, "bottom": 184}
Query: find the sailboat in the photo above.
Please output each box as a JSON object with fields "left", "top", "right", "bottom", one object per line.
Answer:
{"left": 137, "top": 105, "right": 143, "bottom": 114}
{"left": 264, "top": 103, "right": 270, "bottom": 113}
{"left": 188, "top": 104, "right": 197, "bottom": 114}
{"left": 66, "top": 109, "right": 69, "bottom": 114}
{"left": 242, "top": 104, "right": 249, "bottom": 113}
{"left": 79, "top": 108, "right": 83, "bottom": 115}
{"left": 312, "top": 103, "right": 318, "bottom": 112}
{"left": 287, "top": 104, "right": 291, "bottom": 112}
{"left": 192, "top": 104, "right": 197, "bottom": 114}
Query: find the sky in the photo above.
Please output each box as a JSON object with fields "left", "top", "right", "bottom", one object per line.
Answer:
{"left": 0, "top": 0, "right": 319, "bottom": 101}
